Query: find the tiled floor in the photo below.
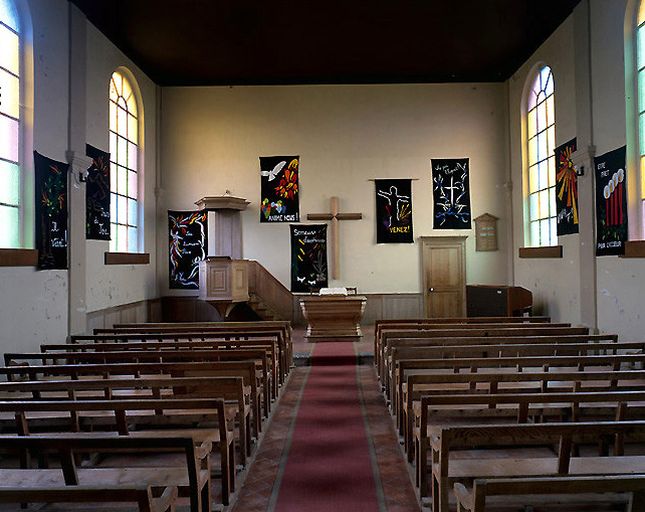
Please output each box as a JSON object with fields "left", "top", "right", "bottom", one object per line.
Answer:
{"left": 231, "top": 325, "right": 421, "bottom": 512}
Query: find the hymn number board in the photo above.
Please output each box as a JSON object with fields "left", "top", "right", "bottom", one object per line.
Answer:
{"left": 474, "top": 213, "right": 498, "bottom": 252}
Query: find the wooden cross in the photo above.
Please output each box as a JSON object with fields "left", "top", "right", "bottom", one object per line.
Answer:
{"left": 307, "top": 196, "right": 362, "bottom": 280}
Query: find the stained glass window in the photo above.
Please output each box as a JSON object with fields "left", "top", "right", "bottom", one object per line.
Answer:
{"left": 637, "top": 2, "right": 645, "bottom": 234}
{"left": 109, "top": 70, "right": 140, "bottom": 252}
{"left": 0, "top": 0, "right": 20, "bottom": 248}
{"left": 526, "top": 66, "right": 557, "bottom": 247}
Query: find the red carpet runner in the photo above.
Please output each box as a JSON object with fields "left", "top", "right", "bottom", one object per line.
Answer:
{"left": 274, "top": 342, "right": 380, "bottom": 512}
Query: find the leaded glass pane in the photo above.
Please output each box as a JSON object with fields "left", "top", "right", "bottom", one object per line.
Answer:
{"left": 0, "top": 25, "right": 19, "bottom": 75}
{"left": 127, "top": 198, "right": 137, "bottom": 227}
{"left": 548, "top": 156, "right": 556, "bottom": 188}
{"left": 0, "top": 0, "right": 19, "bottom": 31}
{"left": 0, "top": 70, "right": 19, "bottom": 119}
{"left": 0, "top": 204, "right": 18, "bottom": 247}
{"left": 127, "top": 227, "right": 137, "bottom": 252}
{"left": 117, "top": 165, "right": 127, "bottom": 195}
{"left": 639, "top": 25, "right": 645, "bottom": 70}
{"left": 529, "top": 165, "right": 538, "bottom": 193}
{"left": 0, "top": 114, "right": 19, "bottom": 162}
{"left": 0, "top": 160, "right": 19, "bottom": 205}
{"left": 538, "top": 160, "right": 548, "bottom": 190}
{"left": 529, "top": 193, "right": 538, "bottom": 222}
{"left": 128, "top": 170, "right": 137, "bottom": 199}
{"left": 530, "top": 221, "right": 540, "bottom": 247}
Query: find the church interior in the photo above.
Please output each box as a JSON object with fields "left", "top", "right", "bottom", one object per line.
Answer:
{"left": 2, "top": 0, "right": 645, "bottom": 510}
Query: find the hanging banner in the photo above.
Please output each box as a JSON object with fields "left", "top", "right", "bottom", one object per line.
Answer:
{"left": 375, "top": 179, "right": 413, "bottom": 243}
{"left": 34, "top": 151, "right": 69, "bottom": 270}
{"left": 85, "top": 144, "right": 111, "bottom": 240}
{"left": 168, "top": 210, "right": 208, "bottom": 289}
{"left": 260, "top": 156, "right": 300, "bottom": 223}
{"left": 594, "top": 146, "right": 627, "bottom": 256}
{"left": 431, "top": 158, "right": 472, "bottom": 229}
{"left": 555, "top": 137, "right": 579, "bottom": 236}
{"left": 290, "top": 224, "right": 328, "bottom": 292}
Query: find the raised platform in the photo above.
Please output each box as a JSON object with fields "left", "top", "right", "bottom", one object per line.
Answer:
{"left": 299, "top": 295, "right": 367, "bottom": 341}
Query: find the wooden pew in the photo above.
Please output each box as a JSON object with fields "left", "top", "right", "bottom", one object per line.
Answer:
{"left": 383, "top": 333, "right": 619, "bottom": 402}
{"left": 374, "top": 316, "right": 552, "bottom": 360}
{"left": 0, "top": 359, "right": 268, "bottom": 431}
{"left": 0, "top": 484, "right": 178, "bottom": 512}
{"left": 0, "top": 432, "right": 211, "bottom": 512}
{"left": 43, "top": 338, "right": 280, "bottom": 400}
{"left": 404, "top": 369, "right": 645, "bottom": 466}
{"left": 4, "top": 348, "right": 277, "bottom": 404}
{"left": 68, "top": 333, "right": 286, "bottom": 391}
{"left": 453, "top": 474, "right": 645, "bottom": 512}
{"left": 0, "top": 375, "right": 250, "bottom": 471}
{"left": 431, "top": 420, "right": 645, "bottom": 512}
{"left": 375, "top": 322, "right": 572, "bottom": 375}
{"left": 377, "top": 326, "right": 589, "bottom": 381}
{"left": 0, "top": 398, "right": 226, "bottom": 508}
{"left": 393, "top": 348, "right": 645, "bottom": 435}
{"left": 102, "top": 322, "right": 292, "bottom": 379}
{"left": 414, "top": 388, "right": 645, "bottom": 496}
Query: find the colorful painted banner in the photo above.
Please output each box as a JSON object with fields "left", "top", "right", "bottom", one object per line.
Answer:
{"left": 594, "top": 146, "right": 627, "bottom": 256}
{"left": 555, "top": 138, "right": 578, "bottom": 236}
{"left": 290, "top": 224, "right": 328, "bottom": 292}
{"left": 85, "top": 144, "right": 111, "bottom": 240}
{"left": 375, "top": 179, "right": 413, "bottom": 243}
{"left": 431, "top": 158, "right": 472, "bottom": 229}
{"left": 168, "top": 210, "right": 208, "bottom": 289}
{"left": 34, "top": 151, "right": 69, "bottom": 270}
{"left": 260, "top": 156, "right": 300, "bottom": 223}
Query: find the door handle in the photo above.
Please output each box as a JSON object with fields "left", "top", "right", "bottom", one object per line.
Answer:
{"left": 428, "top": 287, "right": 434, "bottom": 292}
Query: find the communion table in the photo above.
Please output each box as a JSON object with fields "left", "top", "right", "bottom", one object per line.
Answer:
{"left": 299, "top": 289, "right": 367, "bottom": 341}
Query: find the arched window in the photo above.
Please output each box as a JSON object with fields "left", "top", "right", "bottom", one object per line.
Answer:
{"left": 525, "top": 65, "right": 557, "bottom": 247}
{"left": 635, "top": 1, "right": 645, "bottom": 235}
{"left": 0, "top": 0, "right": 20, "bottom": 248}
{"left": 109, "top": 70, "right": 141, "bottom": 252}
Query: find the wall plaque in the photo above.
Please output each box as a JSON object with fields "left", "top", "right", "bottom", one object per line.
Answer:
{"left": 474, "top": 213, "right": 498, "bottom": 251}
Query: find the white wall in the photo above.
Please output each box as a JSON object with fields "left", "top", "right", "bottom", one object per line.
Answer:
{"left": 0, "top": 0, "right": 159, "bottom": 356}
{"left": 507, "top": 15, "right": 582, "bottom": 324}
{"left": 159, "top": 84, "right": 510, "bottom": 295}
{"left": 84, "top": 24, "right": 158, "bottom": 313}
{"left": 0, "top": 0, "right": 69, "bottom": 352}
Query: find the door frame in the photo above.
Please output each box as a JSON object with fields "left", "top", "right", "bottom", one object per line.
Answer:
{"left": 420, "top": 236, "right": 467, "bottom": 317}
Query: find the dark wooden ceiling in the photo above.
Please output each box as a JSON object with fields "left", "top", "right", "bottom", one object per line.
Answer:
{"left": 70, "top": 0, "right": 582, "bottom": 86}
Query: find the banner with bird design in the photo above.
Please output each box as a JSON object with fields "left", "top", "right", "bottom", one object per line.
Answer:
{"left": 594, "top": 146, "right": 628, "bottom": 256}
{"left": 34, "top": 151, "right": 69, "bottom": 270}
{"left": 85, "top": 144, "right": 111, "bottom": 240}
{"left": 168, "top": 210, "right": 208, "bottom": 289}
{"left": 260, "top": 156, "right": 300, "bottom": 223}
{"left": 375, "top": 179, "right": 413, "bottom": 243}
{"left": 431, "top": 158, "right": 472, "bottom": 229}
{"left": 555, "top": 138, "right": 578, "bottom": 236}
{"left": 290, "top": 224, "right": 328, "bottom": 293}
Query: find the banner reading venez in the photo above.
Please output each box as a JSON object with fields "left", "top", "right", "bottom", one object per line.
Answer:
{"left": 431, "top": 158, "right": 472, "bottom": 229}
{"left": 260, "top": 156, "right": 300, "bottom": 223}
{"left": 375, "top": 178, "right": 413, "bottom": 243}
{"left": 290, "top": 224, "right": 327, "bottom": 293}
{"left": 594, "top": 146, "right": 627, "bottom": 256}
{"left": 168, "top": 210, "right": 208, "bottom": 289}
{"left": 34, "top": 151, "right": 69, "bottom": 270}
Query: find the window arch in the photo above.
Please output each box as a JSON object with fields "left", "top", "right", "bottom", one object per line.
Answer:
{"left": 634, "top": 1, "right": 645, "bottom": 236}
{"left": 525, "top": 65, "right": 557, "bottom": 247}
{"left": 109, "top": 69, "right": 141, "bottom": 252}
{"left": 0, "top": 0, "right": 21, "bottom": 248}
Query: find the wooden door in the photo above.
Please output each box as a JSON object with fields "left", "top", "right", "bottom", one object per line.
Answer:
{"left": 420, "top": 236, "right": 467, "bottom": 318}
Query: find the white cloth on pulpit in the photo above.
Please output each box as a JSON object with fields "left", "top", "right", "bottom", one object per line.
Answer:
{"left": 319, "top": 287, "right": 348, "bottom": 296}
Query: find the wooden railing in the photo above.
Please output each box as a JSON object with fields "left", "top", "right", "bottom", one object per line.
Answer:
{"left": 246, "top": 260, "right": 294, "bottom": 321}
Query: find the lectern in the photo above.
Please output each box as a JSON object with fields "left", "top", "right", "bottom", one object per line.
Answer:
{"left": 300, "top": 288, "right": 367, "bottom": 341}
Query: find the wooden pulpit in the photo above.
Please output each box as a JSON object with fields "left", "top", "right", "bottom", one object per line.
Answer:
{"left": 300, "top": 291, "right": 367, "bottom": 341}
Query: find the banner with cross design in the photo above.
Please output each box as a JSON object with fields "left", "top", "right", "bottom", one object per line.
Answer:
{"left": 375, "top": 179, "right": 413, "bottom": 243}
{"left": 431, "top": 158, "right": 472, "bottom": 230}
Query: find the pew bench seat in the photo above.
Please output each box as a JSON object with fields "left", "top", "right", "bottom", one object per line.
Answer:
{"left": 453, "top": 475, "right": 645, "bottom": 512}
{"left": 0, "top": 484, "right": 178, "bottom": 512}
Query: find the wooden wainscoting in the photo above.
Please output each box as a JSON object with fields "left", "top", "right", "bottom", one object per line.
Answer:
{"left": 292, "top": 293, "right": 424, "bottom": 325}
{"left": 86, "top": 299, "right": 162, "bottom": 331}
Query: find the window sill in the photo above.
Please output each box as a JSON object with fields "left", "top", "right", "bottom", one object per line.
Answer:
{"left": 518, "top": 246, "right": 563, "bottom": 259}
{"left": 621, "top": 241, "right": 645, "bottom": 258}
{"left": 0, "top": 249, "right": 38, "bottom": 267}
{"left": 104, "top": 252, "right": 150, "bottom": 265}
